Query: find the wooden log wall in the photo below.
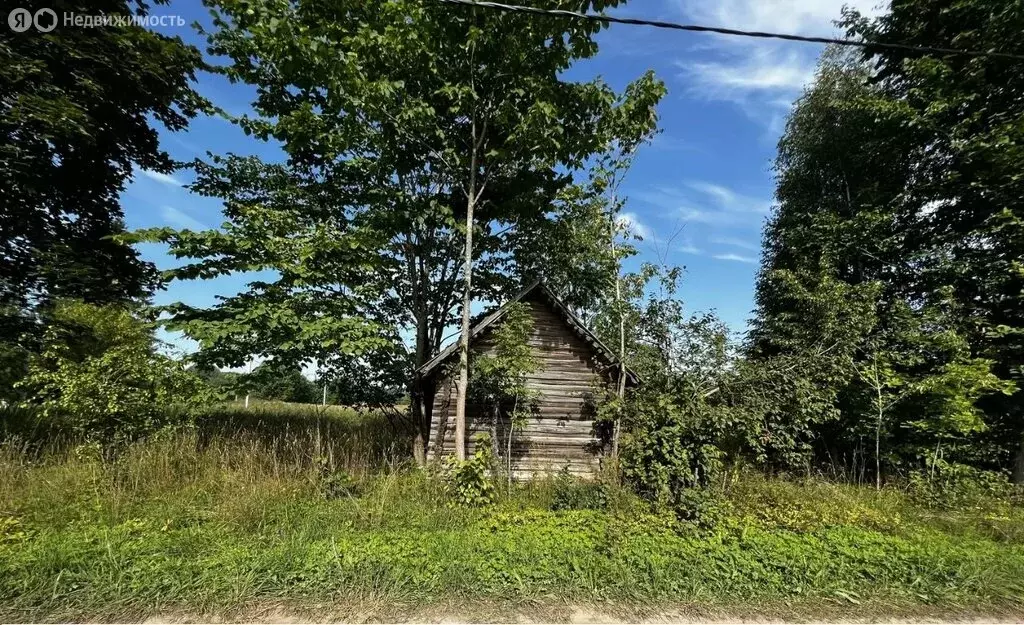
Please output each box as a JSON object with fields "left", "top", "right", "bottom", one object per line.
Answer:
{"left": 426, "top": 294, "right": 612, "bottom": 477}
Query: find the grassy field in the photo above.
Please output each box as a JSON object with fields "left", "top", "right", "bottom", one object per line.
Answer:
{"left": 1, "top": 405, "right": 1023, "bottom": 621}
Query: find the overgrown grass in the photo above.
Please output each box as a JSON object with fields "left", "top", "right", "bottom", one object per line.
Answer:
{"left": 0, "top": 401, "right": 412, "bottom": 476}
{"left": 1, "top": 423, "right": 1023, "bottom": 621}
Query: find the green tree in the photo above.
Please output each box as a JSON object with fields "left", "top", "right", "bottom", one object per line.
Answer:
{"left": 599, "top": 264, "right": 730, "bottom": 511}
{"left": 843, "top": 0, "right": 1024, "bottom": 480}
{"left": 0, "top": 0, "right": 207, "bottom": 340}
{"left": 1, "top": 1, "right": 207, "bottom": 404}
{"left": 471, "top": 303, "right": 539, "bottom": 487}
{"left": 855, "top": 297, "right": 1014, "bottom": 484}
{"left": 421, "top": 4, "right": 663, "bottom": 461}
{"left": 247, "top": 363, "right": 320, "bottom": 404}
{"left": 142, "top": 0, "right": 663, "bottom": 463}
{"left": 17, "top": 301, "right": 202, "bottom": 443}
{"left": 750, "top": 36, "right": 1020, "bottom": 479}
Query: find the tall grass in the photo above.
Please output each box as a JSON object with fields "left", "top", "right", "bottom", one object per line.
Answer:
{"left": 2, "top": 404, "right": 1023, "bottom": 620}
{"left": 0, "top": 401, "right": 413, "bottom": 476}
{"left": 191, "top": 401, "right": 413, "bottom": 477}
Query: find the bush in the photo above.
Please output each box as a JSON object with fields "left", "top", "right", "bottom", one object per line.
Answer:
{"left": 908, "top": 460, "right": 1020, "bottom": 510}
{"left": 620, "top": 391, "right": 724, "bottom": 515}
{"left": 442, "top": 433, "right": 496, "bottom": 506}
{"left": 16, "top": 301, "right": 202, "bottom": 444}
{"left": 549, "top": 469, "right": 611, "bottom": 511}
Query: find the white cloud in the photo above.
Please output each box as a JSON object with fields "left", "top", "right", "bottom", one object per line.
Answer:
{"left": 678, "top": 207, "right": 747, "bottom": 227}
{"left": 616, "top": 211, "right": 653, "bottom": 240}
{"left": 678, "top": 237, "right": 702, "bottom": 255}
{"left": 139, "top": 168, "right": 183, "bottom": 186}
{"left": 670, "top": 0, "right": 887, "bottom": 130}
{"left": 633, "top": 182, "right": 770, "bottom": 230}
{"left": 160, "top": 205, "right": 208, "bottom": 231}
{"left": 676, "top": 44, "right": 816, "bottom": 132}
{"left": 671, "top": 0, "right": 883, "bottom": 38}
{"left": 711, "top": 235, "right": 760, "bottom": 251}
{"left": 712, "top": 252, "right": 758, "bottom": 264}
{"left": 687, "top": 181, "right": 772, "bottom": 214}
{"left": 678, "top": 48, "right": 815, "bottom": 101}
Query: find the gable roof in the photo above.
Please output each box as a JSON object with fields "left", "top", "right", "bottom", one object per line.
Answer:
{"left": 416, "top": 279, "right": 639, "bottom": 385}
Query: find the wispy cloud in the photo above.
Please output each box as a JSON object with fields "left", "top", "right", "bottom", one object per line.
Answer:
{"left": 687, "top": 181, "right": 772, "bottom": 214}
{"left": 138, "top": 168, "right": 183, "bottom": 187}
{"left": 676, "top": 46, "right": 814, "bottom": 133}
{"left": 671, "top": 0, "right": 883, "bottom": 38}
{"left": 670, "top": 0, "right": 886, "bottom": 131}
{"left": 616, "top": 211, "right": 653, "bottom": 240}
{"left": 712, "top": 252, "right": 758, "bottom": 264}
{"left": 711, "top": 235, "right": 760, "bottom": 251}
{"left": 634, "top": 182, "right": 770, "bottom": 230}
{"left": 678, "top": 207, "right": 754, "bottom": 228}
{"left": 678, "top": 236, "right": 702, "bottom": 255}
{"left": 160, "top": 205, "right": 208, "bottom": 231}
{"left": 678, "top": 48, "right": 815, "bottom": 103}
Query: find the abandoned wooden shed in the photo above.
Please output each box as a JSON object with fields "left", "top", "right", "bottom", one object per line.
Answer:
{"left": 417, "top": 280, "right": 638, "bottom": 477}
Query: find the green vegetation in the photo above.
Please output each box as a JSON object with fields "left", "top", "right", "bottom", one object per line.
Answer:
{"left": 16, "top": 302, "right": 204, "bottom": 444}
{"left": 750, "top": 1, "right": 1024, "bottom": 481}
{"left": 1, "top": 425, "right": 1022, "bottom": 621}
{"left": 0, "top": 0, "right": 206, "bottom": 403}
{"left": 3, "top": 0, "right": 1024, "bottom": 620}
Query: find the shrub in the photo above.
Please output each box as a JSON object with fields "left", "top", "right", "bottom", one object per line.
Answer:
{"left": 443, "top": 433, "right": 496, "bottom": 506}
{"left": 908, "top": 460, "right": 1020, "bottom": 510}
{"left": 549, "top": 469, "right": 611, "bottom": 511}
{"left": 16, "top": 301, "right": 202, "bottom": 444}
{"left": 620, "top": 390, "right": 724, "bottom": 516}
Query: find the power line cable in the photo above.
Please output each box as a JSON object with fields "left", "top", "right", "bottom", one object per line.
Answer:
{"left": 436, "top": 0, "right": 1024, "bottom": 62}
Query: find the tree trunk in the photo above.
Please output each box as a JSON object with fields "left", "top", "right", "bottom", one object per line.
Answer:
{"left": 875, "top": 397, "right": 883, "bottom": 491}
{"left": 411, "top": 304, "right": 430, "bottom": 466}
{"left": 454, "top": 116, "right": 479, "bottom": 462}
{"left": 610, "top": 213, "right": 626, "bottom": 460}
{"left": 1013, "top": 434, "right": 1024, "bottom": 485}
{"left": 508, "top": 396, "right": 518, "bottom": 491}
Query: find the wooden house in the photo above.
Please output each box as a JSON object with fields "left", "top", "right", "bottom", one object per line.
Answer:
{"left": 417, "top": 280, "right": 637, "bottom": 477}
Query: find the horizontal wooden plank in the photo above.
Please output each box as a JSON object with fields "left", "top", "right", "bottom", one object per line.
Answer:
{"left": 430, "top": 424, "right": 597, "bottom": 434}
{"left": 428, "top": 432, "right": 602, "bottom": 446}
{"left": 425, "top": 294, "right": 620, "bottom": 475}
{"left": 428, "top": 450, "right": 602, "bottom": 468}
{"left": 430, "top": 419, "right": 597, "bottom": 431}
{"left": 429, "top": 445, "right": 603, "bottom": 461}
{"left": 429, "top": 434, "right": 601, "bottom": 449}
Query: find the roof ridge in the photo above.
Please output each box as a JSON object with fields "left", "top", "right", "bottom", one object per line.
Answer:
{"left": 415, "top": 280, "right": 638, "bottom": 386}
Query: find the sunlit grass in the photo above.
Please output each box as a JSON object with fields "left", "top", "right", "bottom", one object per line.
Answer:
{"left": 1, "top": 405, "right": 1022, "bottom": 620}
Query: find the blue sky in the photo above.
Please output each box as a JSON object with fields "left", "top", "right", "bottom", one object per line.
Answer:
{"left": 126, "top": 0, "right": 882, "bottom": 356}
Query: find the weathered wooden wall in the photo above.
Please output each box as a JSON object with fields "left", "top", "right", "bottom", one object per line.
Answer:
{"left": 426, "top": 294, "right": 611, "bottom": 477}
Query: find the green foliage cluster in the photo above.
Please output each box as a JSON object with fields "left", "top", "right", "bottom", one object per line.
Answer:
{"left": 595, "top": 265, "right": 732, "bottom": 513}
{"left": 14, "top": 302, "right": 202, "bottom": 444}
{"left": 442, "top": 433, "right": 497, "bottom": 507}
{"left": 1, "top": 434, "right": 1023, "bottom": 620}
{"left": 907, "top": 460, "right": 1023, "bottom": 512}
{"left": 246, "top": 363, "right": 321, "bottom": 404}
{"left": 549, "top": 469, "right": 618, "bottom": 512}
{"left": 0, "top": 0, "right": 207, "bottom": 403}
{"left": 747, "top": 1, "right": 1024, "bottom": 483}
{"left": 470, "top": 303, "right": 539, "bottom": 480}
